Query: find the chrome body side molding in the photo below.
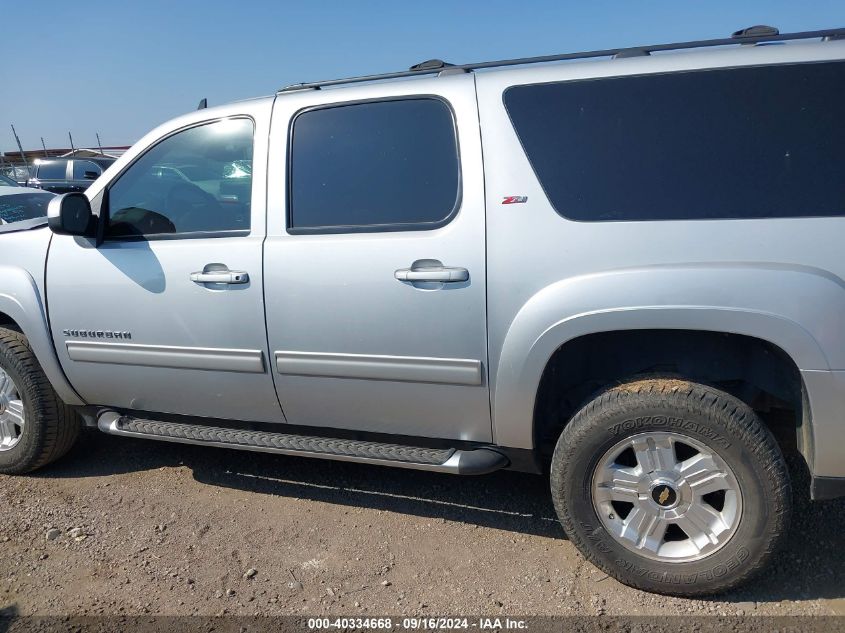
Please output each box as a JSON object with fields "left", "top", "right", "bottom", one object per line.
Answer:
{"left": 66, "top": 341, "right": 266, "bottom": 374}
{"left": 274, "top": 351, "right": 483, "bottom": 386}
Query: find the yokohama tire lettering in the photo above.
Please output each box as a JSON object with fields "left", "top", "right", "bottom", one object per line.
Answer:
{"left": 610, "top": 416, "right": 731, "bottom": 449}
{"left": 613, "top": 547, "right": 750, "bottom": 584}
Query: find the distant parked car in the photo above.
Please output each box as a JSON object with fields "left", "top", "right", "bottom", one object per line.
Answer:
{"left": 0, "top": 185, "right": 54, "bottom": 227}
{"left": 1, "top": 166, "right": 31, "bottom": 185}
{"left": 150, "top": 165, "right": 192, "bottom": 182}
{"left": 26, "top": 157, "right": 115, "bottom": 193}
{"left": 223, "top": 159, "right": 252, "bottom": 179}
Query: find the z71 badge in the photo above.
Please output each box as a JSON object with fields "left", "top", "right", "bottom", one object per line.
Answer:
{"left": 502, "top": 195, "right": 528, "bottom": 204}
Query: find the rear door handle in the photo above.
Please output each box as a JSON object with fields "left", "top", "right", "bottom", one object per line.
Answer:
{"left": 394, "top": 266, "right": 469, "bottom": 283}
{"left": 190, "top": 270, "right": 250, "bottom": 285}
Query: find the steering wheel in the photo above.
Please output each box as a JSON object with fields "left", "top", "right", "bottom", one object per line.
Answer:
{"left": 164, "top": 183, "right": 222, "bottom": 232}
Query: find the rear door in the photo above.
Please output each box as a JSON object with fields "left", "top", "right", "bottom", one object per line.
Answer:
{"left": 263, "top": 73, "right": 491, "bottom": 442}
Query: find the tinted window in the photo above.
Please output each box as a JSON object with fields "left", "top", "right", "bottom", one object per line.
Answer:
{"left": 36, "top": 162, "right": 66, "bottom": 180}
{"left": 504, "top": 61, "right": 845, "bottom": 221}
{"left": 91, "top": 159, "right": 116, "bottom": 170}
{"left": 0, "top": 191, "right": 53, "bottom": 224}
{"left": 107, "top": 118, "right": 253, "bottom": 237}
{"left": 289, "top": 98, "right": 459, "bottom": 232}
{"left": 72, "top": 160, "right": 101, "bottom": 180}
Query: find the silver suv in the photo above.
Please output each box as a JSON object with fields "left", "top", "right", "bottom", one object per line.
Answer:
{"left": 1, "top": 26, "right": 844, "bottom": 597}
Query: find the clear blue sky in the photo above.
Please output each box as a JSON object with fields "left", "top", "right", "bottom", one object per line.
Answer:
{"left": 2, "top": 0, "right": 844, "bottom": 152}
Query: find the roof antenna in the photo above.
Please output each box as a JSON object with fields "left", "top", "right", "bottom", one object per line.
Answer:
{"left": 197, "top": 98, "right": 207, "bottom": 110}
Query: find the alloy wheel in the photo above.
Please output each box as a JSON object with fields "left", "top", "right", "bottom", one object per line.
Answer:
{"left": 591, "top": 431, "right": 742, "bottom": 562}
{"left": 0, "top": 367, "right": 25, "bottom": 451}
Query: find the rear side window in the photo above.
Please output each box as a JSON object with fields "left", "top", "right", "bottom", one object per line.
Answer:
{"left": 504, "top": 61, "right": 845, "bottom": 221}
{"left": 36, "top": 162, "right": 66, "bottom": 180}
{"left": 289, "top": 98, "right": 459, "bottom": 232}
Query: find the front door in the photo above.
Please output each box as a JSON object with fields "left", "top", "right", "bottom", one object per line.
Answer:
{"left": 264, "top": 74, "right": 491, "bottom": 442}
{"left": 47, "top": 111, "right": 284, "bottom": 423}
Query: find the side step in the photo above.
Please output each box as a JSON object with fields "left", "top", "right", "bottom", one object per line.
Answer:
{"left": 97, "top": 412, "right": 509, "bottom": 475}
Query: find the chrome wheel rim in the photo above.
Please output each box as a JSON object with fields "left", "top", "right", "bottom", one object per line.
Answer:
{"left": 0, "top": 367, "right": 25, "bottom": 451}
{"left": 591, "top": 431, "right": 742, "bottom": 562}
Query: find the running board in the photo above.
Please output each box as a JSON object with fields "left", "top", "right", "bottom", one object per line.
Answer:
{"left": 97, "top": 412, "right": 509, "bottom": 475}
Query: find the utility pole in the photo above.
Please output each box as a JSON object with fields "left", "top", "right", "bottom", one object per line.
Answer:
{"left": 68, "top": 132, "right": 75, "bottom": 154}
{"left": 96, "top": 133, "right": 104, "bottom": 156}
{"left": 10, "top": 124, "right": 29, "bottom": 174}
{"left": 41, "top": 137, "right": 48, "bottom": 158}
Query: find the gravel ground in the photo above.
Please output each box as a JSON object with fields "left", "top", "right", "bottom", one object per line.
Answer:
{"left": 0, "top": 430, "right": 843, "bottom": 618}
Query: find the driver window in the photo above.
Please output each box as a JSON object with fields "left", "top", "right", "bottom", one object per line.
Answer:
{"left": 106, "top": 118, "right": 253, "bottom": 238}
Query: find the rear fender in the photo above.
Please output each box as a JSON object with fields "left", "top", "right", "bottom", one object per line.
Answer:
{"left": 493, "top": 264, "right": 837, "bottom": 449}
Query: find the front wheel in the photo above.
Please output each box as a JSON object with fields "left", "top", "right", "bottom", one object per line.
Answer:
{"left": 550, "top": 378, "right": 791, "bottom": 596}
{"left": 0, "top": 327, "right": 80, "bottom": 474}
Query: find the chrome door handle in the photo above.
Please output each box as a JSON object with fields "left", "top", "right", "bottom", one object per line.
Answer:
{"left": 190, "top": 270, "right": 249, "bottom": 284}
{"left": 394, "top": 266, "right": 469, "bottom": 283}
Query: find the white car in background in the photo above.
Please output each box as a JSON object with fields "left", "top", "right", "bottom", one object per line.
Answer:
{"left": 0, "top": 185, "right": 54, "bottom": 228}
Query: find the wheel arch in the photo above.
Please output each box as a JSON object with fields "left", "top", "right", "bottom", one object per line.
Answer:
{"left": 491, "top": 265, "right": 836, "bottom": 454}
{"left": 0, "top": 266, "right": 84, "bottom": 406}
{"left": 531, "top": 329, "right": 809, "bottom": 468}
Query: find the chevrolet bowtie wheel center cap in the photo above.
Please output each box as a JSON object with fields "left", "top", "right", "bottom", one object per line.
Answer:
{"left": 651, "top": 483, "right": 679, "bottom": 508}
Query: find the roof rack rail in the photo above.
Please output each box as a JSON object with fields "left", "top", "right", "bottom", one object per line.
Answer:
{"left": 732, "top": 25, "right": 780, "bottom": 38}
{"left": 278, "top": 27, "right": 845, "bottom": 93}
{"left": 409, "top": 59, "right": 453, "bottom": 71}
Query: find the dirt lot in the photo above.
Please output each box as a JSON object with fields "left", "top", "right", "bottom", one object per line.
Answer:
{"left": 0, "top": 430, "right": 843, "bottom": 618}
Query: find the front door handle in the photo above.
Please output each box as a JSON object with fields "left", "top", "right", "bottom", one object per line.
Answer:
{"left": 394, "top": 266, "right": 469, "bottom": 283}
{"left": 190, "top": 270, "right": 250, "bottom": 285}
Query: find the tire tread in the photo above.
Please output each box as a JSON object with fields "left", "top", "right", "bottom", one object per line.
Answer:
{"left": 0, "top": 326, "right": 79, "bottom": 473}
{"left": 550, "top": 378, "right": 791, "bottom": 596}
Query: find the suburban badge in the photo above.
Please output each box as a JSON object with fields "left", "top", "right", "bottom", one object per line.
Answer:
{"left": 62, "top": 329, "right": 132, "bottom": 340}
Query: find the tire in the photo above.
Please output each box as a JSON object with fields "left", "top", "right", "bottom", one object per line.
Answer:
{"left": 550, "top": 378, "right": 791, "bottom": 596}
{"left": 0, "top": 326, "right": 80, "bottom": 474}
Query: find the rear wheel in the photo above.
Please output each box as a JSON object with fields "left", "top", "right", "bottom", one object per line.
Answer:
{"left": 550, "top": 378, "right": 791, "bottom": 596}
{"left": 0, "top": 327, "right": 80, "bottom": 474}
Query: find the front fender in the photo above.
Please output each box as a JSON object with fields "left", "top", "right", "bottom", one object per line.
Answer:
{"left": 493, "top": 263, "right": 841, "bottom": 448}
{"left": 0, "top": 266, "right": 84, "bottom": 406}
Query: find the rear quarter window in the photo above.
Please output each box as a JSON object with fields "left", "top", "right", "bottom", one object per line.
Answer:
{"left": 504, "top": 61, "right": 845, "bottom": 221}
{"left": 72, "top": 160, "right": 102, "bottom": 180}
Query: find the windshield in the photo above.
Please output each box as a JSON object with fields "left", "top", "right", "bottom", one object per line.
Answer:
{"left": 0, "top": 174, "right": 18, "bottom": 186}
{"left": 0, "top": 191, "right": 54, "bottom": 225}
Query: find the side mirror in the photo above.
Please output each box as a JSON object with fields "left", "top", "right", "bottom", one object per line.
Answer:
{"left": 47, "top": 192, "right": 96, "bottom": 237}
